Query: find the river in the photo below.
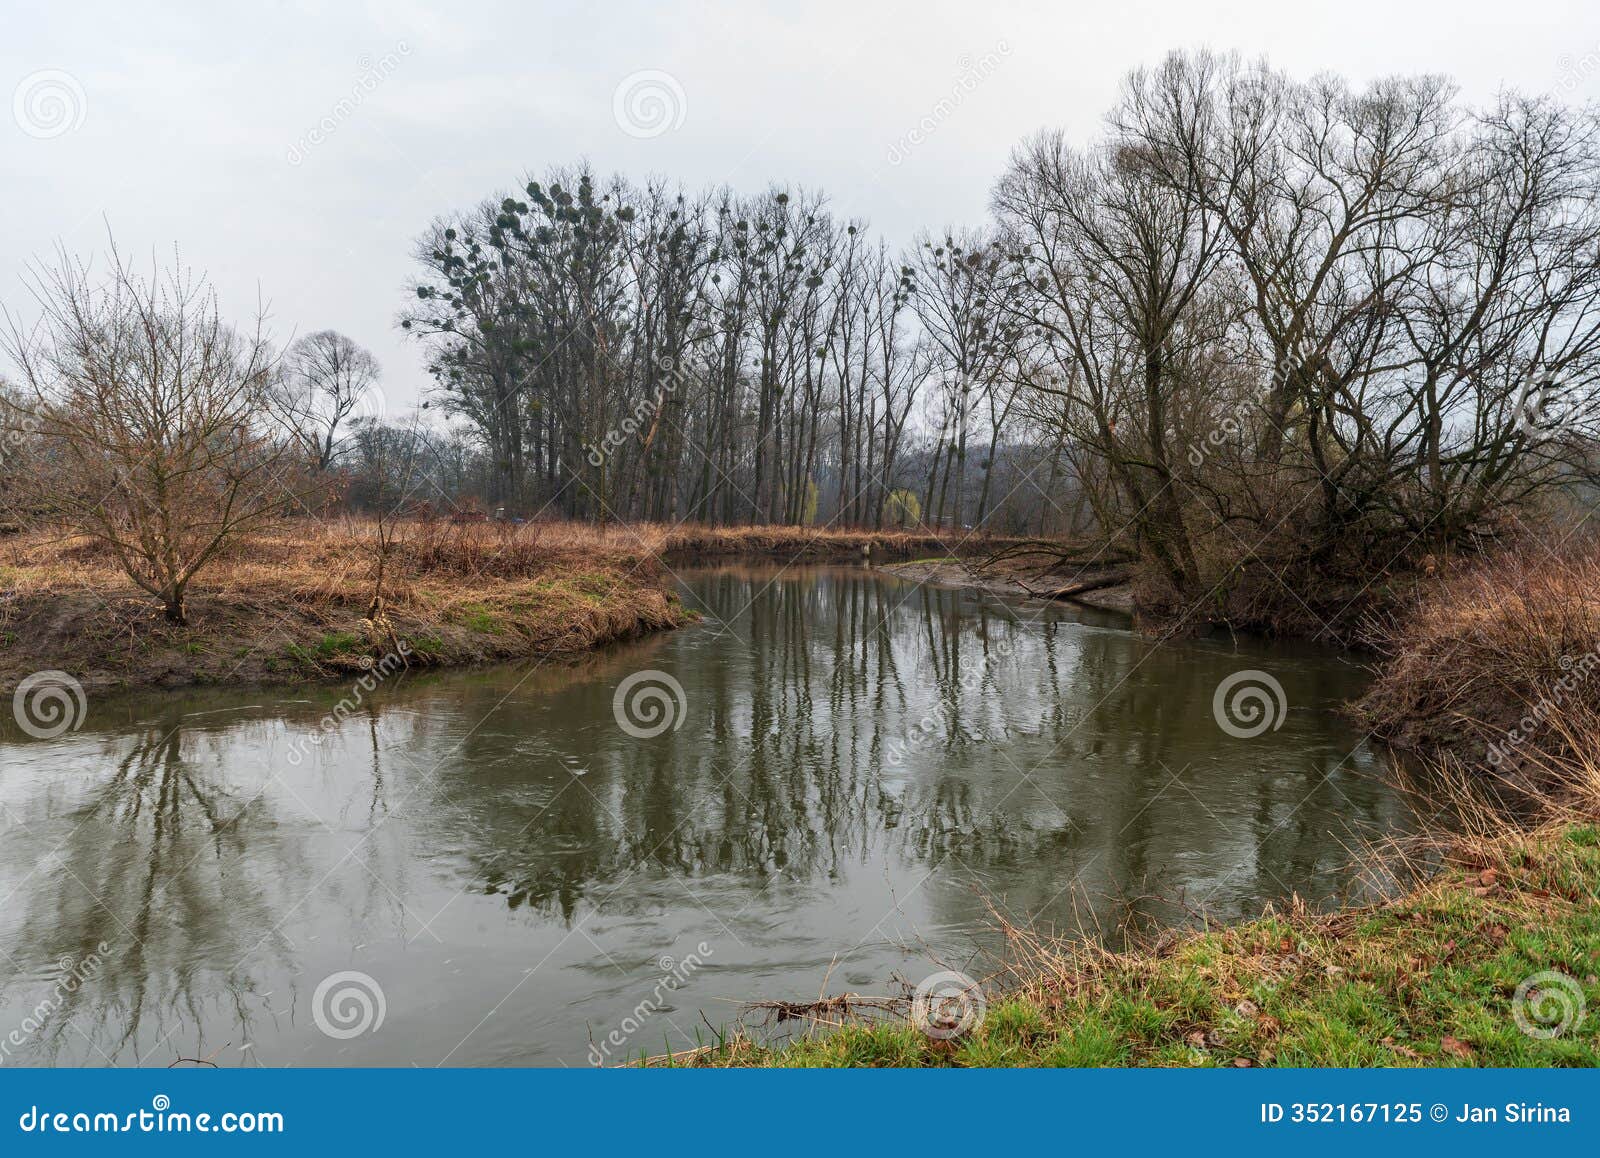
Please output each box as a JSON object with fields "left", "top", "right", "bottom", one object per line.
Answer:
{"left": 0, "top": 564, "right": 1414, "bottom": 1066}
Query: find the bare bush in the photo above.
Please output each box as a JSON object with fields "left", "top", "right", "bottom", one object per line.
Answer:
{"left": 1, "top": 243, "right": 310, "bottom": 623}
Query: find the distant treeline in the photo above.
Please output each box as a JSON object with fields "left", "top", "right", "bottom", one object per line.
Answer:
{"left": 396, "top": 51, "right": 1600, "bottom": 601}
{"left": 7, "top": 50, "right": 1600, "bottom": 623}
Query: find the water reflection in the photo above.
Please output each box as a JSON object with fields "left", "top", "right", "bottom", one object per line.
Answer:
{"left": 2, "top": 718, "right": 303, "bottom": 1065}
{"left": 0, "top": 566, "right": 1414, "bottom": 1065}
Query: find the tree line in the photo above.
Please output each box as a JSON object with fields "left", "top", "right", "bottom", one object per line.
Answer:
{"left": 4, "top": 50, "right": 1600, "bottom": 623}
{"left": 399, "top": 175, "right": 1038, "bottom": 531}
{"left": 401, "top": 51, "right": 1600, "bottom": 598}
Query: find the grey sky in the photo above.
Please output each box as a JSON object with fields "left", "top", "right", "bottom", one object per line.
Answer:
{"left": 4, "top": 0, "right": 1597, "bottom": 412}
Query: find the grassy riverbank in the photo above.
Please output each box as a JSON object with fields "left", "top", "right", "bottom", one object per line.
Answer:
{"left": 1355, "top": 547, "right": 1600, "bottom": 785}
{"left": 647, "top": 523, "right": 1025, "bottom": 562}
{"left": 0, "top": 520, "right": 1022, "bottom": 695}
{"left": 882, "top": 557, "right": 1136, "bottom": 612}
{"left": 661, "top": 543, "right": 1600, "bottom": 1068}
{"left": 0, "top": 521, "right": 696, "bottom": 695}
{"left": 667, "top": 823, "right": 1599, "bottom": 1067}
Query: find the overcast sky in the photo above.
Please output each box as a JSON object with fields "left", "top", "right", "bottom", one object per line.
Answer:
{"left": 4, "top": 0, "right": 1599, "bottom": 412}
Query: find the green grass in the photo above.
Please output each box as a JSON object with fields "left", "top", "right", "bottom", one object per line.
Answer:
{"left": 669, "top": 826, "right": 1600, "bottom": 1068}
{"left": 285, "top": 632, "right": 365, "bottom": 666}
{"left": 454, "top": 602, "right": 505, "bottom": 635}
{"left": 315, "top": 630, "right": 364, "bottom": 657}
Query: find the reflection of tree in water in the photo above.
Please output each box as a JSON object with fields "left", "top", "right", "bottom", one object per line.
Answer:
{"left": 445, "top": 567, "right": 1412, "bottom": 937}
{"left": 920, "top": 628, "right": 1419, "bottom": 943}
{"left": 448, "top": 571, "right": 1104, "bottom": 920}
{"left": 8, "top": 719, "right": 305, "bottom": 1065}
{"left": 0, "top": 567, "right": 1424, "bottom": 1067}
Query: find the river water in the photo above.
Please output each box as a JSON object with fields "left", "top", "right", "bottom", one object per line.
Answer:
{"left": 0, "top": 565, "right": 1414, "bottom": 1066}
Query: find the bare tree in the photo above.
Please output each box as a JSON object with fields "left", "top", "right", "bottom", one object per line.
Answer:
{"left": 995, "top": 119, "right": 1226, "bottom": 595}
{"left": 1, "top": 243, "right": 303, "bottom": 624}
{"left": 908, "top": 228, "right": 1017, "bottom": 529}
{"left": 275, "top": 329, "right": 381, "bottom": 470}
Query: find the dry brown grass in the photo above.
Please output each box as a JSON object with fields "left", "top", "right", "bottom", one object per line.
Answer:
{"left": 0, "top": 518, "right": 1034, "bottom": 695}
{"left": 0, "top": 519, "right": 689, "bottom": 694}
{"left": 1355, "top": 541, "right": 1600, "bottom": 807}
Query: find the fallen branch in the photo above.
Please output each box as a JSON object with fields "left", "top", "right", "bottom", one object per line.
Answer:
{"left": 1018, "top": 569, "right": 1131, "bottom": 602}
{"left": 743, "top": 993, "right": 908, "bottom": 1027}
{"left": 977, "top": 537, "right": 1129, "bottom": 572}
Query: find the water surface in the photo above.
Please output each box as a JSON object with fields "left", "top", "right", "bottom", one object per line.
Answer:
{"left": 0, "top": 565, "right": 1412, "bottom": 1066}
